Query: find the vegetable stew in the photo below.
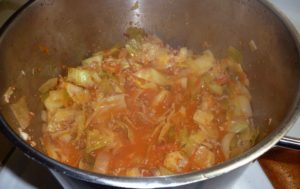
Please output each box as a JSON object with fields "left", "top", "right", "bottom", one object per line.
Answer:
{"left": 39, "top": 28, "right": 257, "bottom": 176}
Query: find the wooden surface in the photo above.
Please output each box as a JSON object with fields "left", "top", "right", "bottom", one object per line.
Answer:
{"left": 259, "top": 148, "right": 300, "bottom": 189}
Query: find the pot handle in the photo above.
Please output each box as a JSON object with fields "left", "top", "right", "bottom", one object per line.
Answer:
{"left": 276, "top": 136, "right": 300, "bottom": 150}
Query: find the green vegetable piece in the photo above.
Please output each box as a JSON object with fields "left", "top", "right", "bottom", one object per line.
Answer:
{"left": 189, "top": 50, "right": 215, "bottom": 75}
{"left": 125, "top": 27, "right": 146, "bottom": 41}
{"left": 44, "top": 89, "right": 72, "bottom": 111}
{"left": 193, "top": 109, "right": 214, "bottom": 125}
{"left": 159, "top": 166, "right": 174, "bottom": 176}
{"left": 183, "top": 131, "right": 205, "bottom": 156}
{"left": 38, "top": 78, "right": 58, "bottom": 93}
{"left": 75, "top": 111, "right": 86, "bottom": 140}
{"left": 85, "top": 129, "right": 114, "bottom": 153}
{"left": 228, "top": 47, "right": 243, "bottom": 63}
{"left": 82, "top": 54, "right": 103, "bottom": 67}
{"left": 231, "top": 95, "right": 252, "bottom": 117}
{"left": 126, "top": 39, "right": 141, "bottom": 56}
{"left": 177, "top": 127, "right": 189, "bottom": 147}
{"left": 134, "top": 68, "right": 170, "bottom": 86}
{"left": 79, "top": 154, "right": 95, "bottom": 170}
{"left": 163, "top": 151, "right": 188, "bottom": 172}
{"left": 229, "top": 121, "right": 249, "bottom": 133}
{"left": 67, "top": 68, "right": 100, "bottom": 88}
{"left": 209, "top": 83, "right": 223, "bottom": 95}
{"left": 130, "top": 1, "right": 139, "bottom": 11}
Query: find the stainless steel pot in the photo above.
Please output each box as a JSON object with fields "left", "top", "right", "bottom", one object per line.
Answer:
{"left": 0, "top": 0, "right": 300, "bottom": 188}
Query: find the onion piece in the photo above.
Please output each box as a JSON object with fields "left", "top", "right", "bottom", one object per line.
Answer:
{"left": 10, "top": 96, "right": 32, "bottom": 129}
{"left": 221, "top": 133, "right": 235, "bottom": 159}
{"left": 93, "top": 151, "right": 110, "bottom": 174}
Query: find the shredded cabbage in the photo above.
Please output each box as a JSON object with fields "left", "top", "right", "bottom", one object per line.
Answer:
{"left": 86, "top": 129, "right": 116, "bottom": 153}
{"left": 228, "top": 46, "right": 243, "bottom": 63}
{"left": 38, "top": 28, "right": 255, "bottom": 176}
{"left": 39, "top": 78, "right": 58, "bottom": 93}
{"left": 229, "top": 121, "right": 249, "bottom": 133}
{"left": 134, "top": 68, "right": 170, "bottom": 86}
{"left": 82, "top": 54, "right": 103, "bottom": 67}
{"left": 193, "top": 109, "right": 214, "bottom": 125}
{"left": 67, "top": 68, "right": 100, "bottom": 88}
{"left": 183, "top": 131, "right": 206, "bottom": 156}
{"left": 189, "top": 50, "right": 215, "bottom": 75}
{"left": 163, "top": 151, "right": 188, "bottom": 172}
{"left": 44, "top": 89, "right": 72, "bottom": 111}
{"left": 65, "top": 82, "right": 90, "bottom": 104}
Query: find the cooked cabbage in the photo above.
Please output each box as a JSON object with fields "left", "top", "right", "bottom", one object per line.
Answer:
{"left": 134, "top": 68, "right": 170, "bottom": 86}
{"left": 67, "top": 68, "right": 100, "bottom": 88}
{"left": 39, "top": 28, "right": 255, "bottom": 177}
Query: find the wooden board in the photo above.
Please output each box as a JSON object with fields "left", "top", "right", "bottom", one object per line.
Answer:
{"left": 259, "top": 148, "right": 300, "bottom": 189}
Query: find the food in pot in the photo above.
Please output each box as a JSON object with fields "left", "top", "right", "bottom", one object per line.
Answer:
{"left": 39, "top": 28, "right": 257, "bottom": 176}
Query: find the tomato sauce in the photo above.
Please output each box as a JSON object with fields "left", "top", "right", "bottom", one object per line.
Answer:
{"left": 39, "top": 28, "right": 256, "bottom": 176}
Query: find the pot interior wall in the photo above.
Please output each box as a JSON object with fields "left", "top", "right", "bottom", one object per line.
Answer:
{"left": 0, "top": 0, "right": 299, "bottom": 154}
